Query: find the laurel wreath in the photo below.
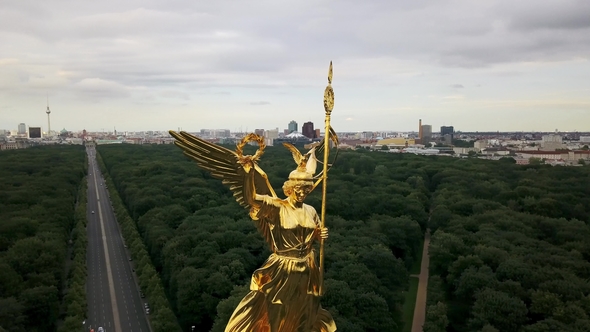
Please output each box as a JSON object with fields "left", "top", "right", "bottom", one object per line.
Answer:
{"left": 236, "top": 133, "right": 266, "bottom": 162}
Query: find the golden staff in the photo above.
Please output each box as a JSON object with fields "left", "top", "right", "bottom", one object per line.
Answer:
{"left": 319, "top": 61, "right": 334, "bottom": 296}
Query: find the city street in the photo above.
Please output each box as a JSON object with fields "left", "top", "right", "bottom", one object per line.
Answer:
{"left": 86, "top": 146, "right": 150, "bottom": 332}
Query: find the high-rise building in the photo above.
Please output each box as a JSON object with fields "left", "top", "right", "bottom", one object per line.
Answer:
{"left": 315, "top": 129, "right": 321, "bottom": 138}
{"left": 288, "top": 120, "right": 298, "bottom": 134}
{"left": 29, "top": 127, "right": 42, "bottom": 138}
{"left": 441, "top": 126, "right": 454, "bottom": 137}
{"left": 302, "top": 122, "right": 315, "bottom": 139}
{"left": 441, "top": 126, "right": 454, "bottom": 144}
{"left": 421, "top": 125, "right": 432, "bottom": 144}
{"left": 18, "top": 123, "right": 26, "bottom": 135}
{"left": 255, "top": 129, "right": 265, "bottom": 137}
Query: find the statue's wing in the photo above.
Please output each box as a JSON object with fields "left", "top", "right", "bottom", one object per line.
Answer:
{"left": 169, "top": 131, "right": 277, "bottom": 246}
{"left": 169, "top": 130, "right": 276, "bottom": 208}
{"left": 282, "top": 142, "right": 303, "bottom": 166}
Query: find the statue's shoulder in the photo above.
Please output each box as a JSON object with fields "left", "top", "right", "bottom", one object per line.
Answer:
{"left": 260, "top": 195, "right": 288, "bottom": 208}
{"left": 302, "top": 203, "right": 318, "bottom": 214}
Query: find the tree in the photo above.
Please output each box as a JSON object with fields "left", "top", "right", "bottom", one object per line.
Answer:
{"left": 454, "top": 266, "right": 497, "bottom": 300}
{"left": 321, "top": 279, "right": 357, "bottom": 318}
{"left": 480, "top": 325, "right": 500, "bottom": 332}
{"left": 429, "top": 231, "right": 467, "bottom": 277}
{"left": 423, "top": 302, "right": 449, "bottom": 332}
{"left": 499, "top": 157, "right": 516, "bottom": 164}
{"left": 19, "top": 286, "right": 60, "bottom": 330}
{"left": 429, "top": 206, "right": 453, "bottom": 231}
{"left": 211, "top": 285, "right": 249, "bottom": 332}
{"left": 446, "top": 255, "right": 484, "bottom": 286}
{"left": 0, "top": 297, "right": 26, "bottom": 332}
{"left": 469, "top": 288, "right": 528, "bottom": 332}
{"left": 452, "top": 139, "right": 474, "bottom": 148}
{"left": 355, "top": 292, "right": 397, "bottom": 332}
{"left": 370, "top": 215, "right": 422, "bottom": 265}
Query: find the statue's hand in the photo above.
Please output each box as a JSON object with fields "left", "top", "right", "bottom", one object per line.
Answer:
{"left": 317, "top": 227, "right": 329, "bottom": 240}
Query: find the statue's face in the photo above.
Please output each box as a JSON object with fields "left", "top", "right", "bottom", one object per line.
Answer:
{"left": 291, "top": 183, "right": 313, "bottom": 203}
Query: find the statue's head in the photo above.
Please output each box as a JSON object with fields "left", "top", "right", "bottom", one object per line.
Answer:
{"left": 283, "top": 168, "right": 314, "bottom": 202}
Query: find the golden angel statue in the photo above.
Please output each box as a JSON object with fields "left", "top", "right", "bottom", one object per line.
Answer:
{"left": 169, "top": 130, "right": 338, "bottom": 332}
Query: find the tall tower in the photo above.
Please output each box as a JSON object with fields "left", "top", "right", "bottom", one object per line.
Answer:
{"left": 46, "top": 96, "right": 51, "bottom": 137}
{"left": 418, "top": 119, "right": 423, "bottom": 142}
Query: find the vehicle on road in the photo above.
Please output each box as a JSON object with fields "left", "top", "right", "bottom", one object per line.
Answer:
{"left": 98, "top": 327, "right": 104, "bottom": 332}
{"left": 91, "top": 211, "right": 95, "bottom": 214}
{"left": 140, "top": 291, "right": 145, "bottom": 298}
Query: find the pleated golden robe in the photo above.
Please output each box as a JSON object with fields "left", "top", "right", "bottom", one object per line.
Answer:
{"left": 225, "top": 196, "right": 336, "bottom": 332}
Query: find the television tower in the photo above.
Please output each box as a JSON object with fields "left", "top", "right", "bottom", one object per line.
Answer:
{"left": 46, "top": 95, "right": 51, "bottom": 137}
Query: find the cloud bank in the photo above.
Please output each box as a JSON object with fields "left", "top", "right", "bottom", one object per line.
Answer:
{"left": 1, "top": 0, "right": 589, "bottom": 132}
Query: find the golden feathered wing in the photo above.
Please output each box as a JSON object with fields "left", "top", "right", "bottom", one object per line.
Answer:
{"left": 169, "top": 130, "right": 277, "bottom": 246}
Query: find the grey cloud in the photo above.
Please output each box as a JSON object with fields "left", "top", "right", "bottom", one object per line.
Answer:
{"left": 450, "top": 84, "right": 464, "bottom": 89}
{"left": 160, "top": 90, "right": 190, "bottom": 100}
{"left": 502, "top": 0, "right": 590, "bottom": 31}
{"left": 250, "top": 101, "right": 270, "bottom": 105}
{"left": 2, "top": 0, "right": 590, "bottom": 132}
{"left": 4, "top": 0, "right": 590, "bottom": 75}
{"left": 73, "top": 78, "right": 130, "bottom": 100}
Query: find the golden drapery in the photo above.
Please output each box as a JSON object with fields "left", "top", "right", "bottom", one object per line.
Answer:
{"left": 225, "top": 196, "right": 336, "bottom": 332}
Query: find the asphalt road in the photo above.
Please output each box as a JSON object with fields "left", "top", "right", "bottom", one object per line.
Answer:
{"left": 86, "top": 146, "right": 151, "bottom": 332}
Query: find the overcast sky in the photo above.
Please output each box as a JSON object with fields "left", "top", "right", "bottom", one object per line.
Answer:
{"left": 1, "top": 0, "right": 590, "bottom": 133}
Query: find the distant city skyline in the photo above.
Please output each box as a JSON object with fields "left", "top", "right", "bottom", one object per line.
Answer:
{"left": 1, "top": 1, "right": 589, "bottom": 132}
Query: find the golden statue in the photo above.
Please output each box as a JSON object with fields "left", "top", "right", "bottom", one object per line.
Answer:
{"left": 170, "top": 62, "right": 338, "bottom": 332}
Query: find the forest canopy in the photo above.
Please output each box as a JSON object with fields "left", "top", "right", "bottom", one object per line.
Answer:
{"left": 0, "top": 146, "right": 86, "bottom": 332}
{"left": 97, "top": 142, "right": 590, "bottom": 332}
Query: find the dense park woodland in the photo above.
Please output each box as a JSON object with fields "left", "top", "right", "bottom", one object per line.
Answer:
{"left": 0, "top": 146, "right": 87, "bottom": 332}
{"left": 97, "top": 143, "right": 590, "bottom": 332}
{"left": 3, "top": 143, "right": 587, "bottom": 331}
